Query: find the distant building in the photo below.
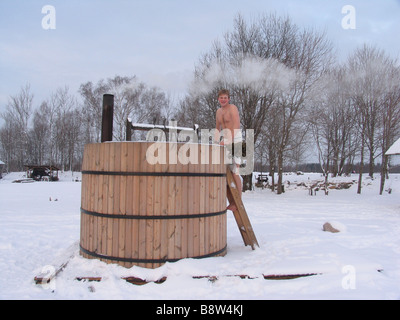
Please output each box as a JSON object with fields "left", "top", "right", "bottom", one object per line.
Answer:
{"left": 386, "top": 137, "right": 400, "bottom": 156}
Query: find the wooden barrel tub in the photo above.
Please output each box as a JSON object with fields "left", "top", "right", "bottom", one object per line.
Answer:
{"left": 79, "top": 141, "right": 227, "bottom": 268}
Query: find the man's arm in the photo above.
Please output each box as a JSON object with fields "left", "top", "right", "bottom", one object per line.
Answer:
{"left": 214, "top": 108, "right": 222, "bottom": 144}
{"left": 231, "top": 104, "right": 241, "bottom": 130}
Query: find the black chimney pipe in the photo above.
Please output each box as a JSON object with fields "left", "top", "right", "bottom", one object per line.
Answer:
{"left": 101, "top": 94, "right": 114, "bottom": 142}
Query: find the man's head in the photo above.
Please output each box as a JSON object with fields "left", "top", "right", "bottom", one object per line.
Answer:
{"left": 218, "top": 89, "right": 230, "bottom": 98}
{"left": 218, "top": 89, "right": 230, "bottom": 107}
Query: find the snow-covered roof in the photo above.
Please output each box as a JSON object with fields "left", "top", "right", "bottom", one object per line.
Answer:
{"left": 0, "top": 160, "right": 4, "bottom": 165}
{"left": 386, "top": 137, "right": 400, "bottom": 155}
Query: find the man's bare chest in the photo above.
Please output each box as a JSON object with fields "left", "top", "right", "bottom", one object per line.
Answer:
{"left": 221, "top": 108, "right": 233, "bottom": 124}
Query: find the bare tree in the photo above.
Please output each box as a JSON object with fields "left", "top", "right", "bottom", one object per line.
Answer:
{"left": 188, "top": 14, "right": 333, "bottom": 192}
{"left": 265, "top": 21, "right": 333, "bottom": 194}
{"left": 79, "top": 75, "right": 167, "bottom": 142}
{"left": 0, "top": 84, "right": 34, "bottom": 170}
{"left": 379, "top": 66, "right": 400, "bottom": 194}
{"left": 309, "top": 66, "right": 359, "bottom": 186}
{"left": 53, "top": 87, "right": 76, "bottom": 169}
{"left": 79, "top": 80, "right": 108, "bottom": 143}
{"left": 29, "top": 103, "right": 50, "bottom": 165}
{"left": 347, "top": 45, "right": 400, "bottom": 193}
{"left": 62, "top": 108, "right": 83, "bottom": 171}
{"left": 0, "top": 121, "right": 17, "bottom": 172}
{"left": 30, "top": 86, "right": 81, "bottom": 170}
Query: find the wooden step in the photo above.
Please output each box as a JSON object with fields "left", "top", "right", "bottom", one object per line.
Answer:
{"left": 226, "top": 168, "right": 259, "bottom": 249}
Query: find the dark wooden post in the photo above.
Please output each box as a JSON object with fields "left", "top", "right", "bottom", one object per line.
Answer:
{"left": 101, "top": 94, "right": 114, "bottom": 142}
{"left": 126, "top": 119, "right": 132, "bottom": 141}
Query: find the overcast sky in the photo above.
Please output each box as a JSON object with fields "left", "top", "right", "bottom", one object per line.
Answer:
{"left": 1, "top": 0, "right": 400, "bottom": 118}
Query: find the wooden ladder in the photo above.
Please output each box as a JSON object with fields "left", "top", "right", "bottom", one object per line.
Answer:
{"left": 226, "top": 168, "right": 259, "bottom": 250}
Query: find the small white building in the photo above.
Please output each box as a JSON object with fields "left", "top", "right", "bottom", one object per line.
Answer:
{"left": 386, "top": 137, "right": 400, "bottom": 156}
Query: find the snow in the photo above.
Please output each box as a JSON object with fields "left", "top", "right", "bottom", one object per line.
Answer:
{"left": 1, "top": 171, "right": 400, "bottom": 300}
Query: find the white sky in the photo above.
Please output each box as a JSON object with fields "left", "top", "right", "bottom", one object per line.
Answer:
{"left": 1, "top": 0, "right": 400, "bottom": 118}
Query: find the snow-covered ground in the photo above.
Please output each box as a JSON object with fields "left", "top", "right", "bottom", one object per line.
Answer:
{"left": 1, "top": 171, "right": 400, "bottom": 300}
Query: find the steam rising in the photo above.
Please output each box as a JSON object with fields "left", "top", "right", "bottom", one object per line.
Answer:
{"left": 191, "top": 55, "right": 297, "bottom": 96}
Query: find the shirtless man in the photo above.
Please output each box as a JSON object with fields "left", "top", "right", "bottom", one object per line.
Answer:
{"left": 214, "top": 89, "right": 242, "bottom": 212}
